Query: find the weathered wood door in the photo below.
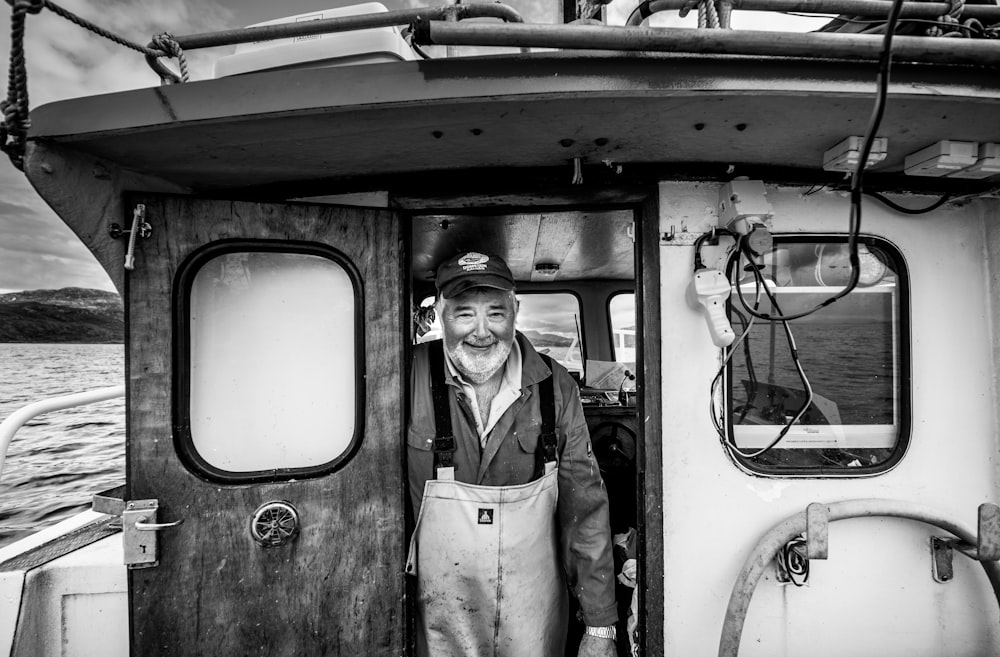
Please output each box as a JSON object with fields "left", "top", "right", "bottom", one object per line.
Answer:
{"left": 125, "top": 195, "right": 405, "bottom": 656}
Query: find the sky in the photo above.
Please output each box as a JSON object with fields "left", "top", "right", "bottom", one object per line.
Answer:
{"left": 0, "top": 0, "right": 827, "bottom": 295}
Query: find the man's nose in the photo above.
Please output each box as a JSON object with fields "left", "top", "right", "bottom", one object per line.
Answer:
{"left": 472, "top": 315, "right": 491, "bottom": 338}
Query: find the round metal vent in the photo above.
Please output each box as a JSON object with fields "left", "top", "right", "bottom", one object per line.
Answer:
{"left": 250, "top": 501, "right": 300, "bottom": 548}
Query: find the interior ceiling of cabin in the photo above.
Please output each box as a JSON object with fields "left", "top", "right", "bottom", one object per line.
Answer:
{"left": 411, "top": 210, "right": 635, "bottom": 286}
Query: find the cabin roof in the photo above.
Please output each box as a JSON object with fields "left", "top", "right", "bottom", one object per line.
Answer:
{"left": 26, "top": 52, "right": 1000, "bottom": 196}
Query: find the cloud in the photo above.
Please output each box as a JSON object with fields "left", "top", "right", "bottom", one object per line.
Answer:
{"left": 0, "top": 0, "right": 235, "bottom": 294}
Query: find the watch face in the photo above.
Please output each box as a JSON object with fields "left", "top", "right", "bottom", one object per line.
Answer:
{"left": 814, "top": 243, "right": 888, "bottom": 287}
{"left": 857, "top": 245, "right": 889, "bottom": 286}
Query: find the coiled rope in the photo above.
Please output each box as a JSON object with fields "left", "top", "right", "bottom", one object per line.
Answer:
{"left": 1, "top": 0, "right": 188, "bottom": 170}
{"left": 679, "top": 0, "right": 723, "bottom": 29}
{"left": 926, "top": 0, "right": 965, "bottom": 36}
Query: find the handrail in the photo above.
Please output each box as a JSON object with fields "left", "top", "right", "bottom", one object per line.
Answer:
{"left": 718, "top": 499, "right": 1000, "bottom": 657}
{"left": 412, "top": 21, "right": 1000, "bottom": 66}
{"left": 0, "top": 385, "right": 125, "bottom": 482}
{"left": 626, "top": 0, "right": 1000, "bottom": 26}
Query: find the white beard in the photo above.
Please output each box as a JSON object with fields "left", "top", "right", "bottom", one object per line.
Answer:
{"left": 447, "top": 338, "right": 513, "bottom": 384}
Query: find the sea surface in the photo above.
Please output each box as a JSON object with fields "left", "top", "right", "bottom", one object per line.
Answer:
{"left": 0, "top": 343, "right": 125, "bottom": 549}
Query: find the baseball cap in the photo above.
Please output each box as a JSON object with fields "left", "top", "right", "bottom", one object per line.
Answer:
{"left": 435, "top": 252, "right": 516, "bottom": 299}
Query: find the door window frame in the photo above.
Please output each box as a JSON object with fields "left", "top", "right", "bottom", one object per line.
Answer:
{"left": 173, "top": 238, "right": 367, "bottom": 484}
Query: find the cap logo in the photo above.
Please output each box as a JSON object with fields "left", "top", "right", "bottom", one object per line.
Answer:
{"left": 458, "top": 252, "right": 490, "bottom": 272}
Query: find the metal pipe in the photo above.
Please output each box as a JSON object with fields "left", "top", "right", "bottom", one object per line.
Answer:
{"left": 718, "top": 499, "right": 1000, "bottom": 657}
{"left": 0, "top": 385, "right": 125, "bottom": 482}
{"left": 169, "top": 4, "right": 524, "bottom": 50}
{"left": 412, "top": 21, "right": 1000, "bottom": 66}
{"left": 628, "top": 0, "right": 1000, "bottom": 26}
{"left": 146, "top": 4, "right": 526, "bottom": 83}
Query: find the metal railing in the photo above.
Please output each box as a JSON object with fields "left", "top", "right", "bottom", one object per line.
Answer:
{"left": 0, "top": 385, "right": 125, "bottom": 483}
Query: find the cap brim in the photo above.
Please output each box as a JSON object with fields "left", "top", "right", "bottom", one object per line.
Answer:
{"left": 439, "top": 274, "right": 515, "bottom": 299}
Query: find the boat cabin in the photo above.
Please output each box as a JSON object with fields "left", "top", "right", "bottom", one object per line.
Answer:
{"left": 1, "top": 1, "right": 1000, "bottom": 656}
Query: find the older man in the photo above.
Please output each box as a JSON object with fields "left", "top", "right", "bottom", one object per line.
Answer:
{"left": 406, "top": 252, "right": 617, "bottom": 657}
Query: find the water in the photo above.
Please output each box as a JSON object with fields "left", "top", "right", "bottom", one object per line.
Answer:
{"left": 0, "top": 344, "right": 125, "bottom": 549}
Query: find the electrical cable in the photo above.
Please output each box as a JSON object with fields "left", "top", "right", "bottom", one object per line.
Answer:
{"left": 733, "top": 0, "right": 907, "bottom": 324}
{"left": 864, "top": 190, "right": 953, "bottom": 214}
{"left": 723, "top": 237, "right": 815, "bottom": 459}
{"left": 791, "top": 11, "right": 988, "bottom": 37}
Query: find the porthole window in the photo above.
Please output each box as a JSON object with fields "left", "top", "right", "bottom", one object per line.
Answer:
{"left": 726, "top": 236, "right": 909, "bottom": 476}
{"left": 176, "top": 242, "right": 363, "bottom": 483}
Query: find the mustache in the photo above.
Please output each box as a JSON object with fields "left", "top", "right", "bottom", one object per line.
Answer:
{"left": 463, "top": 338, "right": 498, "bottom": 348}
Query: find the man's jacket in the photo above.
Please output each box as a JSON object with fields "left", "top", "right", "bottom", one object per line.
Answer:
{"left": 408, "top": 332, "right": 618, "bottom": 626}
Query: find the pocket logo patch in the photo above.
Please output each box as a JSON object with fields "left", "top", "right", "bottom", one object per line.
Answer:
{"left": 478, "top": 508, "right": 494, "bottom": 525}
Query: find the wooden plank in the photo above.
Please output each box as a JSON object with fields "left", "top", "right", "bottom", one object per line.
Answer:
{"left": 636, "top": 192, "right": 664, "bottom": 657}
{"left": 126, "top": 196, "right": 405, "bottom": 656}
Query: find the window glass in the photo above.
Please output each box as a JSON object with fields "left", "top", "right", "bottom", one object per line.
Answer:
{"left": 609, "top": 293, "right": 636, "bottom": 366}
{"left": 516, "top": 293, "right": 584, "bottom": 375}
{"left": 727, "top": 238, "right": 908, "bottom": 475}
{"left": 415, "top": 292, "right": 584, "bottom": 375}
{"left": 188, "top": 251, "right": 357, "bottom": 474}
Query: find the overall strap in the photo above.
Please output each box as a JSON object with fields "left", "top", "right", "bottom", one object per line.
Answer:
{"left": 428, "top": 341, "right": 456, "bottom": 477}
{"left": 534, "top": 354, "right": 558, "bottom": 478}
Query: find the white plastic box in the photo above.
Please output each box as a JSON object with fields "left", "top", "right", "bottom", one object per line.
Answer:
{"left": 213, "top": 3, "right": 417, "bottom": 78}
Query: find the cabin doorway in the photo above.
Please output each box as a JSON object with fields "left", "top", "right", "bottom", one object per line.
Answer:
{"left": 406, "top": 199, "right": 661, "bottom": 656}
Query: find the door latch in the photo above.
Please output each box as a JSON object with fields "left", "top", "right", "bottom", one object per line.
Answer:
{"left": 93, "top": 489, "right": 183, "bottom": 569}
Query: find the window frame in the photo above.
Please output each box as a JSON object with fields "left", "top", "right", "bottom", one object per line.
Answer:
{"left": 724, "top": 233, "right": 912, "bottom": 478}
{"left": 606, "top": 290, "right": 637, "bottom": 363}
{"left": 173, "top": 239, "right": 366, "bottom": 484}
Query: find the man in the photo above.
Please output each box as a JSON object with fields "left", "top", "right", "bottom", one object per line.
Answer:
{"left": 406, "top": 251, "right": 617, "bottom": 657}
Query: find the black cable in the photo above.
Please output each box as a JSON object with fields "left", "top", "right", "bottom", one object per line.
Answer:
{"left": 721, "top": 239, "right": 815, "bottom": 458}
{"left": 728, "top": 0, "right": 906, "bottom": 324}
{"left": 864, "top": 190, "right": 953, "bottom": 215}
{"left": 790, "top": 12, "right": 987, "bottom": 37}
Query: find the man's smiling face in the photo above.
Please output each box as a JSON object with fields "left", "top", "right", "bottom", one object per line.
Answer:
{"left": 438, "top": 287, "right": 518, "bottom": 384}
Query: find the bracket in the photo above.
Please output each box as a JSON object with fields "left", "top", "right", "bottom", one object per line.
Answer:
{"left": 931, "top": 503, "right": 1000, "bottom": 583}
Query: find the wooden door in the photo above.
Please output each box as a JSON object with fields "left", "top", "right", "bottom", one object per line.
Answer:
{"left": 125, "top": 195, "right": 405, "bottom": 656}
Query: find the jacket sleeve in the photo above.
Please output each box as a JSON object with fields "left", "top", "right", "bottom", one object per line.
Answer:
{"left": 554, "top": 371, "right": 619, "bottom": 626}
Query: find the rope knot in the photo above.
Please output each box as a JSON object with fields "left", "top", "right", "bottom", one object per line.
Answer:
{"left": 11, "top": 0, "right": 44, "bottom": 15}
{"left": 150, "top": 32, "right": 181, "bottom": 57}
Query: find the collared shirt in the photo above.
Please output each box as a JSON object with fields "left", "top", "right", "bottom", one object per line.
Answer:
{"left": 407, "top": 332, "right": 618, "bottom": 627}
{"left": 443, "top": 338, "right": 523, "bottom": 444}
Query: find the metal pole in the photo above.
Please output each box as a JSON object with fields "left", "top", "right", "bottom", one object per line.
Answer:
{"left": 0, "top": 385, "right": 125, "bottom": 482}
{"left": 169, "top": 4, "right": 524, "bottom": 51}
{"left": 627, "top": 0, "right": 1000, "bottom": 25}
{"left": 413, "top": 21, "right": 1000, "bottom": 66}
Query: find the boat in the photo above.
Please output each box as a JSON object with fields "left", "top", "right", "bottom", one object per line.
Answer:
{"left": 2, "top": 0, "right": 1000, "bottom": 654}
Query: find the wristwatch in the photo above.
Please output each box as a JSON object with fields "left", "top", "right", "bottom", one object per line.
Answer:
{"left": 584, "top": 625, "right": 616, "bottom": 640}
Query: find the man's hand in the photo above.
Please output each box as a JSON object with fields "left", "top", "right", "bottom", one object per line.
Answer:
{"left": 578, "top": 634, "right": 616, "bottom": 657}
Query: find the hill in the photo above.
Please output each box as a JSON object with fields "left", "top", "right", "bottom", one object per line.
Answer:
{"left": 0, "top": 288, "right": 123, "bottom": 343}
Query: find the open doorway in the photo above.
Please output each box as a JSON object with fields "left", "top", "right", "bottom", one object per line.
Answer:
{"left": 405, "top": 204, "right": 659, "bottom": 656}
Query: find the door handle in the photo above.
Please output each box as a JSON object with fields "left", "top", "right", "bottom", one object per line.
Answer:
{"left": 135, "top": 517, "right": 184, "bottom": 531}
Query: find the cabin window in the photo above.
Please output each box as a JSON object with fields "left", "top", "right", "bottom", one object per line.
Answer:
{"left": 177, "top": 244, "right": 362, "bottom": 482}
{"left": 609, "top": 292, "right": 636, "bottom": 366}
{"left": 725, "top": 236, "right": 909, "bottom": 476}
{"left": 415, "top": 292, "right": 584, "bottom": 375}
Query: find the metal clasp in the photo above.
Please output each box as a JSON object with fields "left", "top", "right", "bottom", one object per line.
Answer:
{"left": 92, "top": 490, "right": 183, "bottom": 569}
{"left": 109, "top": 204, "right": 152, "bottom": 271}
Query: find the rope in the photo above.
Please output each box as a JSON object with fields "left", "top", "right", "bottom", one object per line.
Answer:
{"left": 927, "top": 0, "right": 965, "bottom": 36}
{"left": 0, "top": 0, "right": 42, "bottom": 170}
{"left": 1, "top": 0, "right": 189, "bottom": 170}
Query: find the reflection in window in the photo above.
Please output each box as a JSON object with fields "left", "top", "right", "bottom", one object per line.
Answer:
{"left": 727, "top": 239, "right": 908, "bottom": 475}
{"left": 188, "top": 251, "right": 357, "bottom": 474}
{"left": 609, "top": 293, "right": 636, "bottom": 365}
{"left": 415, "top": 292, "right": 584, "bottom": 374}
